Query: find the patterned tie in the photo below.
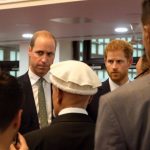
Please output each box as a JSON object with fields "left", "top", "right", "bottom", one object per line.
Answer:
{"left": 38, "top": 78, "right": 48, "bottom": 128}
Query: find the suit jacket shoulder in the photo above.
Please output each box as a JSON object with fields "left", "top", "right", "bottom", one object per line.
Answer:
{"left": 25, "top": 113, "right": 95, "bottom": 150}
{"left": 95, "top": 74, "right": 150, "bottom": 150}
{"left": 18, "top": 72, "right": 39, "bottom": 134}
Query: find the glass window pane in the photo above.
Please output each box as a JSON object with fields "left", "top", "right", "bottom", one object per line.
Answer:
{"left": 17, "top": 51, "right": 19, "bottom": 60}
{"left": 137, "top": 44, "right": 143, "bottom": 49}
{"left": 10, "top": 51, "right": 16, "bottom": 60}
{"left": 127, "top": 37, "right": 132, "bottom": 42}
{"left": 103, "top": 70, "right": 109, "bottom": 81}
{"left": 121, "top": 37, "right": 126, "bottom": 40}
{"left": 98, "top": 39, "right": 103, "bottom": 43}
{"left": 138, "top": 50, "right": 143, "bottom": 57}
{"left": 92, "top": 39, "right": 97, "bottom": 42}
{"left": 91, "top": 44, "right": 96, "bottom": 54}
{"left": 104, "top": 38, "right": 110, "bottom": 43}
{"left": 97, "top": 70, "right": 103, "bottom": 81}
{"left": 0, "top": 49, "right": 4, "bottom": 61}
{"left": 98, "top": 45, "right": 103, "bottom": 55}
{"left": 128, "top": 69, "right": 136, "bottom": 81}
{"left": 9, "top": 71, "right": 16, "bottom": 76}
{"left": 133, "top": 49, "right": 137, "bottom": 57}
{"left": 79, "top": 41, "right": 83, "bottom": 53}
{"left": 79, "top": 56, "right": 83, "bottom": 61}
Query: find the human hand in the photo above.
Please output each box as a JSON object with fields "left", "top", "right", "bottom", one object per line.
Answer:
{"left": 9, "top": 133, "right": 28, "bottom": 150}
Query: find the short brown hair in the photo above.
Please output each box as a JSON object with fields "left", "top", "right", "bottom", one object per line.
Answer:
{"left": 104, "top": 39, "right": 133, "bottom": 60}
{"left": 30, "top": 30, "right": 57, "bottom": 49}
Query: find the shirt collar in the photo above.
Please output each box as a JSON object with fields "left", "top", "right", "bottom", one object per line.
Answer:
{"left": 28, "top": 68, "right": 50, "bottom": 85}
{"left": 58, "top": 107, "right": 88, "bottom": 116}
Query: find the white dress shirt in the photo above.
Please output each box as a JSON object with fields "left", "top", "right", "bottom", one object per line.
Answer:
{"left": 28, "top": 68, "right": 52, "bottom": 126}
{"left": 109, "top": 78, "right": 130, "bottom": 91}
{"left": 58, "top": 107, "right": 88, "bottom": 116}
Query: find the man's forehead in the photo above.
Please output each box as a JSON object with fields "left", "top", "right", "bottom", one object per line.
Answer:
{"left": 107, "top": 50, "right": 126, "bottom": 57}
{"left": 106, "top": 57, "right": 126, "bottom": 60}
{"left": 33, "top": 49, "right": 55, "bottom": 53}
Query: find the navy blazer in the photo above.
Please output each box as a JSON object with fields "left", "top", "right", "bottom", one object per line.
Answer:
{"left": 87, "top": 79, "right": 110, "bottom": 123}
{"left": 18, "top": 72, "right": 39, "bottom": 134}
{"left": 25, "top": 113, "right": 95, "bottom": 150}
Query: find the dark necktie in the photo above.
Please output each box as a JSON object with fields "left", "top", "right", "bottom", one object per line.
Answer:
{"left": 38, "top": 78, "right": 48, "bottom": 128}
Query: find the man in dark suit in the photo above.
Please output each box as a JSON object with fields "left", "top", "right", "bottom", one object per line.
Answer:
{"left": 95, "top": 0, "right": 150, "bottom": 149}
{"left": 24, "top": 60, "right": 101, "bottom": 150}
{"left": 18, "top": 30, "right": 56, "bottom": 134}
{"left": 87, "top": 39, "right": 133, "bottom": 122}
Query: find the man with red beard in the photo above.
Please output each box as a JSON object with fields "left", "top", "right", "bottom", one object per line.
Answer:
{"left": 18, "top": 30, "right": 57, "bottom": 134}
{"left": 87, "top": 39, "right": 133, "bottom": 122}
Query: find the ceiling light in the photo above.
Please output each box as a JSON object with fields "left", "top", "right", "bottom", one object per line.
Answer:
{"left": 115, "top": 27, "right": 128, "bottom": 33}
{"left": 22, "top": 33, "right": 33, "bottom": 39}
{"left": 50, "top": 17, "right": 92, "bottom": 24}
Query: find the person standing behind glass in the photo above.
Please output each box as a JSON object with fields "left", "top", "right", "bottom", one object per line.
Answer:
{"left": 18, "top": 30, "right": 57, "bottom": 134}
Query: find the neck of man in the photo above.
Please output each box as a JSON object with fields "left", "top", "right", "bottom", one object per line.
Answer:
{"left": 0, "top": 135, "right": 11, "bottom": 150}
{"left": 114, "top": 76, "right": 129, "bottom": 86}
{"left": 0, "top": 125, "right": 16, "bottom": 150}
{"left": 59, "top": 93, "right": 90, "bottom": 112}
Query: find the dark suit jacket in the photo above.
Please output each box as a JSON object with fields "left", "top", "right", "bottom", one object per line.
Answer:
{"left": 95, "top": 74, "right": 150, "bottom": 150}
{"left": 87, "top": 79, "right": 110, "bottom": 122}
{"left": 25, "top": 113, "right": 95, "bottom": 150}
{"left": 18, "top": 72, "right": 39, "bottom": 134}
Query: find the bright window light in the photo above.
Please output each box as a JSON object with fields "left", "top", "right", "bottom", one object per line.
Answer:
{"left": 115, "top": 27, "right": 128, "bottom": 33}
{"left": 22, "top": 33, "right": 33, "bottom": 39}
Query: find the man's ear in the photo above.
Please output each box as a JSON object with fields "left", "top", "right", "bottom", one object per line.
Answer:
{"left": 28, "top": 46, "right": 32, "bottom": 56}
{"left": 144, "top": 25, "right": 150, "bottom": 42}
{"left": 57, "top": 89, "right": 63, "bottom": 104}
{"left": 12, "top": 109, "right": 23, "bottom": 130}
{"left": 128, "top": 57, "right": 133, "bottom": 67}
{"left": 88, "top": 96, "right": 93, "bottom": 104}
{"left": 104, "top": 57, "right": 106, "bottom": 63}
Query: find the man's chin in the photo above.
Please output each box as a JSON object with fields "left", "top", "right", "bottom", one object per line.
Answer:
{"left": 111, "top": 76, "right": 120, "bottom": 82}
{"left": 37, "top": 70, "right": 48, "bottom": 77}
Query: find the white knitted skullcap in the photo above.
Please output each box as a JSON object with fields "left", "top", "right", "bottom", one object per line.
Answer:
{"left": 50, "top": 60, "right": 101, "bottom": 95}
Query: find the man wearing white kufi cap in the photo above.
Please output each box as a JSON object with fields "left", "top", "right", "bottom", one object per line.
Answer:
{"left": 24, "top": 60, "right": 101, "bottom": 150}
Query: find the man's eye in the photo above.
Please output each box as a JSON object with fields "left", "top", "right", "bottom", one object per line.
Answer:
{"left": 36, "top": 51, "right": 43, "bottom": 55}
{"left": 117, "top": 60, "right": 123, "bottom": 63}
{"left": 47, "top": 52, "right": 55, "bottom": 57}
{"left": 108, "top": 60, "right": 113, "bottom": 64}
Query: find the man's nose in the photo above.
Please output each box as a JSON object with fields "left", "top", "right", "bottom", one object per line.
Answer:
{"left": 41, "top": 54, "right": 49, "bottom": 62}
{"left": 112, "top": 62, "right": 118, "bottom": 68}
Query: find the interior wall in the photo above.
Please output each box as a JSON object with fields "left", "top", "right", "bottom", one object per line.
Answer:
{"left": 18, "top": 42, "right": 29, "bottom": 76}
{"left": 58, "top": 40, "right": 73, "bottom": 62}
